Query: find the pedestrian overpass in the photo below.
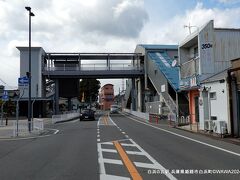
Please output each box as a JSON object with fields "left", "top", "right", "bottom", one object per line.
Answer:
{"left": 43, "top": 52, "right": 143, "bottom": 78}
{"left": 17, "top": 47, "right": 144, "bottom": 116}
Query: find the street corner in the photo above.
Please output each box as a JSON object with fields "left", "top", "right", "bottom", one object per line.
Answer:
{"left": 0, "top": 128, "right": 59, "bottom": 141}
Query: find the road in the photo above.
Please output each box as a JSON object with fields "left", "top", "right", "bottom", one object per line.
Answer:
{"left": 0, "top": 112, "right": 239, "bottom": 180}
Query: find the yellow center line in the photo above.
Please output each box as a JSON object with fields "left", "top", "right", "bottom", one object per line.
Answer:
{"left": 113, "top": 141, "right": 143, "bottom": 180}
{"left": 104, "top": 115, "right": 108, "bottom": 125}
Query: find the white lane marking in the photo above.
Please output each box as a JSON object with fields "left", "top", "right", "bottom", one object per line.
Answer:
{"left": 125, "top": 135, "right": 129, "bottom": 138}
{"left": 97, "top": 139, "right": 100, "bottom": 142}
{"left": 97, "top": 135, "right": 100, "bottom": 138}
{"left": 122, "top": 132, "right": 126, "bottom": 134}
{"left": 98, "top": 143, "right": 106, "bottom": 175}
{"left": 121, "top": 143, "right": 136, "bottom": 147}
{"left": 103, "top": 158, "right": 123, "bottom": 165}
{"left": 119, "top": 129, "right": 122, "bottom": 131}
{"left": 101, "top": 142, "right": 113, "bottom": 145}
{"left": 54, "top": 129, "right": 59, "bottom": 134}
{"left": 100, "top": 174, "right": 130, "bottom": 180}
{"left": 100, "top": 116, "right": 177, "bottom": 180}
{"left": 124, "top": 114, "right": 240, "bottom": 158}
{"left": 129, "top": 139, "right": 177, "bottom": 180}
{"left": 97, "top": 117, "right": 101, "bottom": 127}
{"left": 134, "top": 162, "right": 156, "bottom": 169}
{"left": 0, "top": 128, "right": 59, "bottom": 141}
{"left": 101, "top": 149, "right": 117, "bottom": 153}
{"left": 126, "top": 151, "right": 145, "bottom": 155}
{"left": 108, "top": 115, "right": 117, "bottom": 126}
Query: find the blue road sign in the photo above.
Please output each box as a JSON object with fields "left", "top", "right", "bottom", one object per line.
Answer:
{"left": 2, "top": 90, "right": 8, "bottom": 101}
{"left": 18, "top": 76, "right": 29, "bottom": 86}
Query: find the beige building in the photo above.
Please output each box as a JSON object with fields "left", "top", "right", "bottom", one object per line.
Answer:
{"left": 99, "top": 84, "right": 114, "bottom": 110}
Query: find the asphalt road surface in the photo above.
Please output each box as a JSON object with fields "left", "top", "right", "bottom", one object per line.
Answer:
{"left": 0, "top": 112, "right": 239, "bottom": 180}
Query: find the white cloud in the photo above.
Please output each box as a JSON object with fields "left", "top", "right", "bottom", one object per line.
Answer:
{"left": 0, "top": 0, "right": 148, "bottom": 88}
{"left": 218, "top": 0, "right": 240, "bottom": 4}
{"left": 1, "top": 0, "right": 240, "bottom": 91}
{"left": 139, "top": 2, "right": 240, "bottom": 45}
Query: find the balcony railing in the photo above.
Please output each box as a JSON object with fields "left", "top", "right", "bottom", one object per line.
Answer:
{"left": 180, "top": 57, "right": 199, "bottom": 79}
{"left": 44, "top": 63, "right": 142, "bottom": 71}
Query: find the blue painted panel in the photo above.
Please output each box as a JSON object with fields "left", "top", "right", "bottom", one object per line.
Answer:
{"left": 148, "top": 51, "right": 179, "bottom": 91}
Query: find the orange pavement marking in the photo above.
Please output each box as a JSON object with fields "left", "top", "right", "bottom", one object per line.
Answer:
{"left": 113, "top": 141, "right": 142, "bottom": 180}
{"left": 104, "top": 115, "right": 108, "bottom": 125}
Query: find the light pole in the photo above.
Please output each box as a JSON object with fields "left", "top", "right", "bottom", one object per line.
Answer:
{"left": 25, "top": 6, "right": 34, "bottom": 132}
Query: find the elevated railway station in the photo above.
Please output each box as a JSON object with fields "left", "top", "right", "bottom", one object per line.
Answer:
{"left": 17, "top": 47, "right": 144, "bottom": 116}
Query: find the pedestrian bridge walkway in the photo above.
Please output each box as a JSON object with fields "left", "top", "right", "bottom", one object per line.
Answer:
{"left": 43, "top": 53, "right": 144, "bottom": 78}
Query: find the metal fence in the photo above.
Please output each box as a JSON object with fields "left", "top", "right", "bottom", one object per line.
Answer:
{"left": 145, "top": 101, "right": 170, "bottom": 115}
{"left": 44, "top": 63, "right": 143, "bottom": 71}
{"left": 52, "top": 110, "right": 80, "bottom": 124}
{"left": 177, "top": 115, "right": 190, "bottom": 126}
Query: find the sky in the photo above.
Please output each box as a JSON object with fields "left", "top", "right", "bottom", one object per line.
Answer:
{"left": 0, "top": 0, "right": 240, "bottom": 94}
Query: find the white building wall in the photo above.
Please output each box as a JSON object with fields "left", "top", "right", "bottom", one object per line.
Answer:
{"left": 17, "top": 47, "right": 45, "bottom": 98}
{"left": 199, "top": 80, "right": 231, "bottom": 133}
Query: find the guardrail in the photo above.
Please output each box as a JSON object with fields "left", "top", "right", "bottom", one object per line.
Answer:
{"left": 123, "top": 109, "right": 149, "bottom": 121}
{"left": 52, "top": 111, "right": 80, "bottom": 124}
{"left": 33, "top": 118, "right": 44, "bottom": 131}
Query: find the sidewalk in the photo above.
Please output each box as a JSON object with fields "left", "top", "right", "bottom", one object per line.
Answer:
{"left": 176, "top": 124, "right": 240, "bottom": 146}
{"left": 122, "top": 112, "right": 240, "bottom": 146}
{"left": 0, "top": 118, "right": 52, "bottom": 139}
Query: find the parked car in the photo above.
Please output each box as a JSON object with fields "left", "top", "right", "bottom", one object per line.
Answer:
{"left": 110, "top": 105, "right": 119, "bottom": 114}
{"left": 80, "top": 109, "right": 95, "bottom": 121}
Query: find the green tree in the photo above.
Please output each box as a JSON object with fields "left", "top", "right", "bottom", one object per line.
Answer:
{"left": 79, "top": 79, "right": 100, "bottom": 103}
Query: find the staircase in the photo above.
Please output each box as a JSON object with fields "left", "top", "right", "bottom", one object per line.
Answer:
{"left": 46, "top": 79, "right": 55, "bottom": 98}
{"left": 147, "top": 51, "right": 179, "bottom": 114}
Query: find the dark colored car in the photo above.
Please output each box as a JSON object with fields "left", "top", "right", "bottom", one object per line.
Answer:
{"left": 80, "top": 109, "right": 95, "bottom": 121}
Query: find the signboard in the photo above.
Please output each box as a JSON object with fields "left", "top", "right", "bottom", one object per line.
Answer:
{"left": 18, "top": 76, "right": 29, "bottom": 86}
{"left": 180, "top": 76, "right": 199, "bottom": 89}
{"left": 2, "top": 90, "right": 8, "bottom": 101}
{"left": 161, "top": 85, "right": 166, "bottom": 92}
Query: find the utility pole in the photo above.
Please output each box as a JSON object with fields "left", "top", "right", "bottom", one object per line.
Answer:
{"left": 25, "top": 6, "right": 35, "bottom": 132}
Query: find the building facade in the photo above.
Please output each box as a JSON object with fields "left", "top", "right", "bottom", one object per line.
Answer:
{"left": 179, "top": 20, "right": 240, "bottom": 129}
{"left": 229, "top": 58, "right": 240, "bottom": 137}
{"left": 99, "top": 84, "right": 114, "bottom": 110}
{"left": 199, "top": 70, "right": 230, "bottom": 134}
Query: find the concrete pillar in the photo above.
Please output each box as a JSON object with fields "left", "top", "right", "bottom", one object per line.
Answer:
{"left": 131, "top": 78, "right": 136, "bottom": 111}
{"left": 140, "top": 78, "right": 146, "bottom": 112}
{"left": 55, "top": 79, "right": 59, "bottom": 114}
{"left": 137, "top": 79, "right": 142, "bottom": 112}
{"left": 107, "top": 54, "right": 110, "bottom": 70}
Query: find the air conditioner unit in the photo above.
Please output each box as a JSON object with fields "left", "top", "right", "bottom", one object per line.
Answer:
{"left": 204, "top": 120, "right": 213, "bottom": 131}
{"left": 212, "top": 121, "right": 227, "bottom": 134}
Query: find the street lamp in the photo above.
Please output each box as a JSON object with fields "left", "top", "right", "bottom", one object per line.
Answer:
{"left": 25, "top": 6, "right": 35, "bottom": 132}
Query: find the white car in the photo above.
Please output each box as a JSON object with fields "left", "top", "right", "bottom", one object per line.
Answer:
{"left": 110, "top": 105, "right": 119, "bottom": 114}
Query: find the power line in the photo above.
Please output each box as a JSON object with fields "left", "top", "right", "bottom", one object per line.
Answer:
{"left": 0, "top": 78, "right": 17, "bottom": 89}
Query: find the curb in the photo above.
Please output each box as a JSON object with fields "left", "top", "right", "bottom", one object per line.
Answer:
{"left": 122, "top": 112, "right": 240, "bottom": 146}
{"left": 0, "top": 128, "right": 59, "bottom": 141}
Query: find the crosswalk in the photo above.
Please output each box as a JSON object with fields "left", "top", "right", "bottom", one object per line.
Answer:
{"left": 98, "top": 138, "right": 177, "bottom": 180}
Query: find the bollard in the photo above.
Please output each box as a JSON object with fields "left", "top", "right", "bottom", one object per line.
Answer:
{"left": 5, "top": 116, "right": 8, "bottom": 126}
{"left": 169, "top": 114, "right": 172, "bottom": 127}
{"left": 156, "top": 116, "right": 158, "bottom": 124}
